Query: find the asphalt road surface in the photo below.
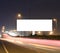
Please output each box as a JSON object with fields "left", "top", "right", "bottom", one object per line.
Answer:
{"left": 0, "top": 38, "right": 60, "bottom": 53}
{"left": 0, "top": 40, "right": 37, "bottom": 53}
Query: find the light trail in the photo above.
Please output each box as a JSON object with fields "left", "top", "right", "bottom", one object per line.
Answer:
{"left": 2, "top": 34, "right": 60, "bottom": 47}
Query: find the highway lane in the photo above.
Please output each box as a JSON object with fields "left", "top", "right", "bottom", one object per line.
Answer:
{"left": 0, "top": 40, "right": 5, "bottom": 53}
{"left": 0, "top": 34, "right": 60, "bottom": 53}
{"left": 0, "top": 38, "right": 60, "bottom": 53}
{"left": 0, "top": 40, "right": 38, "bottom": 53}
{"left": 2, "top": 34, "right": 60, "bottom": 47}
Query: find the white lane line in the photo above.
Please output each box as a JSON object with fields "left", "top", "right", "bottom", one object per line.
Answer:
{"left": 2, "top": 42, "right": 9, "bottom": 53}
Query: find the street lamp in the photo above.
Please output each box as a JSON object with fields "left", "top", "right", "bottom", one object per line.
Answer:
{"left": 53, "top": 18, "right": 57, "bottom": 22}
{"left": 17, "top": 13, "right": 22, "bottom": 19}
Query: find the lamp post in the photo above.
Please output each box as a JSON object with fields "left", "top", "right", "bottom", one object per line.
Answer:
{"left": 53, "top": 18, "right": 57, "bottom": 31}
{"left": 1, "top": 26, "right": 5, "bottom": 38}
{"left": 53, "top": 18, "right": 57, "bottom": 35}
{"left": 53, "top": 18, "right": 57, "bottom": 28}
{"left": 2, "top": 26, "right": 5, "bottom": 33}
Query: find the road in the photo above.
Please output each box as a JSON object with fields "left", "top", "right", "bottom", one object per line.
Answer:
{"left": 0, "top": 40, "right": 37, "bottom": 53}
{"left": 0, "top": 38, "right": 60, "bottom": 53}
{"left": 0, "top": 33, "right": 60, "bottom": 53}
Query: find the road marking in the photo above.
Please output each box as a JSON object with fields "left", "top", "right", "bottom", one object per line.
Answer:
{"left": 2, "top": 42, "right": 9, "bottom": 53}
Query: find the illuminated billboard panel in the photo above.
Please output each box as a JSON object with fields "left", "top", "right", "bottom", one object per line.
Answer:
{"left": 17, "top": 19, "right": 52, "bottom": 31}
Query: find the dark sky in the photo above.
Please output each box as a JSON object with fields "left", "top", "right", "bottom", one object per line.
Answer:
{"left": 0, "top": 0, "right": 60, "bottom": 31}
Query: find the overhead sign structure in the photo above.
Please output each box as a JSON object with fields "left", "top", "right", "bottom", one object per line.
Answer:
{"left": 17, "top": 19, "right": 52, "bottom": 31}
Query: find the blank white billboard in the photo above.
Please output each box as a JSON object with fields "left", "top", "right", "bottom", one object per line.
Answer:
{"left": 17, "top": 19, "right": 52, "bottom": 31}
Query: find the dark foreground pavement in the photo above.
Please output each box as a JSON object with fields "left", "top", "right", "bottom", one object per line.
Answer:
{"left": 0, "top": 40, "right": 37, "bottom": 53}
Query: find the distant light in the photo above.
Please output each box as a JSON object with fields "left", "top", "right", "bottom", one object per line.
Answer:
{"left": 5, "top": 31, "right": 18, "bottom": 36}
{"left": 32, "top": 31, "right": 35, "bottom": 35}
{"left": 38, "top": 31, "right": 41, "bottom": 34}
{"left": 0, "top": 34, "right": 2, "bottom": 38}
{"left": 8, "top": 32, "right": 17, "bottom": 36}
{"left": 49, "top": 31, "right": 53, "bottom": 35}
{"left": 37, "top": 31, "right": 41, "bottom": 35}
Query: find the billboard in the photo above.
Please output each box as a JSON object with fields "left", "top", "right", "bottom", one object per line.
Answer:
{"left": 17, "top": 19, "right": 52, "bottom": 31}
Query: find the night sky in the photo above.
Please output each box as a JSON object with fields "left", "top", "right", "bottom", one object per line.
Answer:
{"left": 0, "top": 0, "right": 60, "bottom": 31}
